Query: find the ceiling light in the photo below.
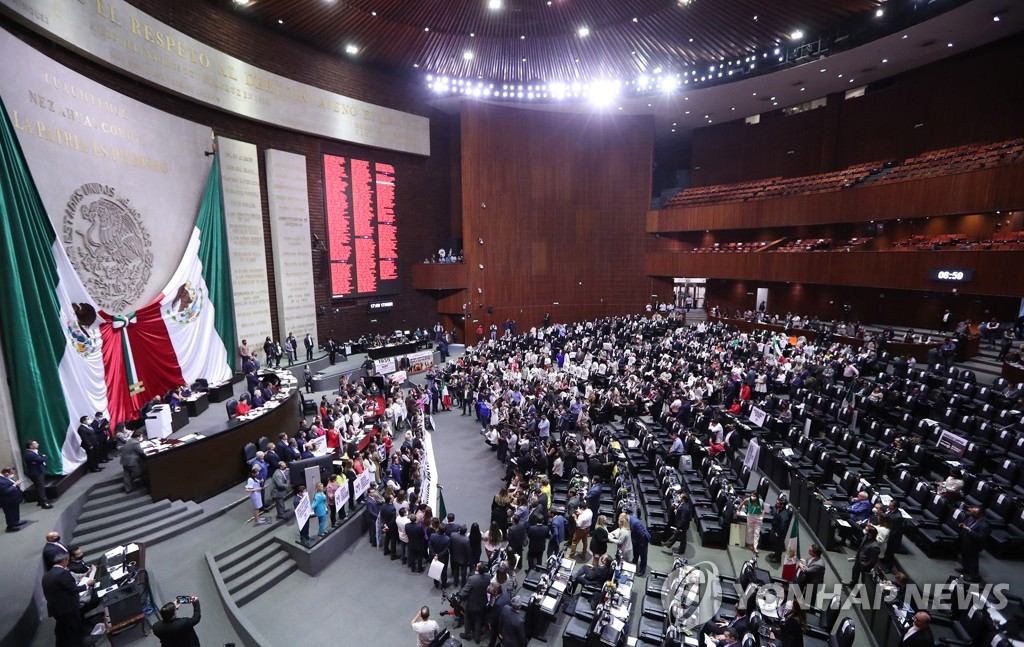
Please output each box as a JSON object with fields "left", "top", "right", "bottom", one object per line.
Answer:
{"left": 790, "top": 30, "right": 804, "bottom": 40}
{"left": 488, "top": 0, "right": 502, "bottom": 9}
{"left": 371, "top": 11, "right": 377, "bottom": 16}
{"left": 653, "top": 67, "right": 663, "bottom": 74}
{"left": 345, "top": 44, "right": 359, "bottom": 55}
{"left": 578, "top": 26, "right": 590, "bottom": 38}
{"left": 277, "top": 18, "right": 284, "bottom": 24}
{"left": 993, "top": 15, "right": 1001, "bottom": 22}
{"left": 233, "top": 0, "right": 249, "bottom": 5}
{"left": 633, "top": 17, "right": 638, "bottom": 23}
{"left": 463, "top": 51, "right": 474, "bottom": 60}
{"left": 901, "top": 34, "right": 909, "bottom": 39}
{"left": 424, "top": 27, "right": 429, "bottom": 31}
{"left": 882, "top": 58, "right": 888, "bottom": 63}
{"left": 947, "top": 42, "right": 954, "bottom": 48}
{"left": 470, "top": 33, "right": 475, "bottom": 37}
{"left": 875, "top": 9, "right": 884, "bottom": 17}
{"left": 520, "top": 35, "right": 526, "bottom": 40}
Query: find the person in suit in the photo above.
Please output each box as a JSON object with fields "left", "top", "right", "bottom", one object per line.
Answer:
{"left": 497, "top": 598, "right": 527, "bottom": 647}
{"left": 42, "top": 553, "right": 94, "bottom": 647}
{"left": 706, "top": 605, "right": 750, "bottom": 638}
{"left": 270, "top": 463, "right": 290, "bottom": 522}
{"left": 406, "top": 517, "right": 427, "bottom": 574}
{"left": 567, "top": 554, "right": 613, "bottom": 596}
{"left": 846, "top": 526, "right": 881, "bottom": 587}
{"left": 43, "top": 531, "right": 71, "bottom": 567}
{"left": 152, "top": 596, "right": 201, "bottom": 646}
{"left": 0, "top": 467, "right": 26, "bottom": 531}
{"left": 90, "top": 412, "right": 112, "bottom": 461}
{"left": 957, "top": 507, "right": 991, "bottom": 582}
{"left": 304, "top": 333, "right": 314, "bottom": 362}
{"left": 380, "top": 495, "right": 399, "bottom": 559}
{"left": 585, "top": 477, "right": 602, "bottom": 520}
{"left": 459, "top": 563, "right": 491, "bottom": 643}
{"left": 22, "top": 440, "right": 52, "bottom": 508}
{"left": 882, "top": 501, "right": 905, "bottom": 571}
{"left": 526, "top": 515, "right": 552, "bottom": 570}
{"left": 120, "top": 431, "right": 146, "bottom": 493}
{"left": 662, "top": 493, "right": 693, "bottom": 555}
{"left": 486, "top": 583, "right": 511, "bottom": 647}
{"left": 327, "top": 339, "right": 337, "bottom": 365}
{"left": 428, "top": 518, "right": 451, "bottom": 589}
{"left": 767, "top": 496, "right": 794, "bottom": 562}
{"left": 443, "top": 513, "right": 464, "bottom": 537}
{"left": 794, "top": 544, "right": 826, "bottom": 588}
{"left": 76, "top": 416, "right": 103, "bottom": 473}
{"left": 901, "top": 612, "right": 935, "bottom": 647}
{"left": 770, "top": 601, "right": 807, "bottom": 647}
{"left": 449, "top": 526, "right": 472, "bottom": 588}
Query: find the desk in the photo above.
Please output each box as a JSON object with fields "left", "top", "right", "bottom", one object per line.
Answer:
{"left": 184, "top": 393, "right": 208, "bottom": 417}
{"left": 146, "top": 390, "right": 301, "bottom": 501}
{"left": 170, "top": 407, "right": 189, "bottom": 432}
{"left": 206, "top": 381, "right": 234, "bottom": 403}
{"left": 365, "top": 341, "right": 431, "bottom": 360}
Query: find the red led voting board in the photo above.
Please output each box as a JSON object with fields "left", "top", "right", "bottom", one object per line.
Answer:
{"left": 323, "top": 154, "right": 400, "bottom": 298}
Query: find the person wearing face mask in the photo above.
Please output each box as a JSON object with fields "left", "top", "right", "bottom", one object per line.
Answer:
{"left": 76, "top": 415, "right": 103, "bottom": 473}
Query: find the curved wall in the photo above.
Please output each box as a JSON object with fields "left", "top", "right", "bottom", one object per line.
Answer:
{"left": 1, "top": 0, "right": 456, "bottom": 343}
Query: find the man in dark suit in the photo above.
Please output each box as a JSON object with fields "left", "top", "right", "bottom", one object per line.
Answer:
{"left": 901, "top": 611, "right": 935, "bottom": 647}
{"left": 882, "top": 501, "right": 905, "bottom": 571}
{"left": 23, "top": 440, "right": 52, "bottom": 508}
{"left": 76, "top": 416, "right": 102, "bottom": 473}
{"left": 459, "top": 563, "right": 491, "bottom": 643}
{"left": 379, "top": 495, "right": 398, "bottom": 559}
{"left": 767, "top": 497, "right": 793, "bottom": 563}
{"left": 585, "top": 477, "right": 602, "bottom": 520}
{"left": 406, "top": 517, "right": 427, "bottom": 574}
{"left": 42, "top": 553, "right": 93, "bottom": 647}
{"left": 497, "top": 598, "right": 527, "bottom": 647}
{"left": 663, "top": 493, "right": 693, "bottom": 555}
{"left": 846, "top": 526, "right": 881, "bottom": 587}
{"left": 304, "top": 333, "right": 314, "bottom": 361}
{"left": 91, "top": 412, "right": 112, "bottom": 461}
{"left": 152, "top": 596, "right": 201, "bottom": 646}
{"left": 567, "top": 554, "right": 613, "bottom": 596}
{"left": 957, "top": 507, "right": 991, "bottom": 582}
{"left": 486, "top": 583, "right": 511, "bottom": 647}
{"left": 0, "top": 467, "right": 26, "bottom": 531}
{"left": 526, "top": 515, "right": 552, "bottom": 570}
{"left": 507, "top": 518, "right": 528, "bottom": 570}
{"left": 428, "top": 522, "right": 451, "bottom": 589}
{"left": 443, "top": 513, "right": 464, "bottom": 537}
{"left": 706, "top": 606, "right": 750, "bottom": 639}
{"left": 449, "top": 526, "right": 472, "bottom": 588}
{"left": 43, "top": 531, "right": 71, "bottom": 568}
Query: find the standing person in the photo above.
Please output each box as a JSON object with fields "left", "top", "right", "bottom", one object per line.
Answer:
{"left": 526, "top": 515, "right": 551, "bottom": 570}
{"left": 459, "top": 563, "right": 491, "bottom": 643}
{"left": 406, "top": 515, "right": 427, "bottom": 574}
{"left": 770, "top": 600, "right": 807, "bottom": 647}
{"left": 958, "top": 507, "right": 991, "bottom": 583}
{"left": 547, "top": 508, "right": 568, "bottom": 558}
{"left": 304, "top": 333, "right": 315, "bottom": 362}
{"left": 589, "top": 515, "right": 610, "bottom": 567}
{"left": 76, "top": 416, "right": 102, "bottom": 473}
{"left": 739, "top": 492, "right": 765, "bottom": 555}
{"left": 428, "top": 518, "right": 451, "bottom": 589}
{"left": 271, "top": 462, "right": 290, "bottom": 522}
{"left": 569, "top": 505, "right": 593, "bottom": 561}
{"left": 153, "top": 596, "right": 201, "bottom": 646}
{"left": 767, "top": 497, "right": 793, "bottom": 563}
{"left": 845, "top": 526, "right": 881, "bottom": 587}
{"left": 608, "top": 514, "right": 634, "bottom": 563}
{"left": 939, "top": 310, "right": 952, "bottom": 334}
{"left": 0, "top": 467, "right": 26, "bottom": 531}
{"left": 628, "top": 514, "right": 652, "bottom": 576}
{"left": 411, "top": 607, "right": 439, "bottom": 647}
{"left": 285, "top": 336, "right": 295, "bottom": 367}
{"left": 312, "top": 482, "right": 328, "bottom": 536}
{"left": 293, "top": 485, "right": 310, "bottom": 542}
{"left": 22, "top": 440, "right": 52, "bottom": 509}
{"left": 327, "top": 339, "right": 337, "bottom": 365}
{"left": 42, "top": 553, "right": 94, "bottom": 647}
{"left": 303, "top": 365, "right": 314, "bottom": 394}
{"left": 246, "top": 466, "right": 268, "bottom": 526}
{"left": 449, "top": 526, "right": 472, "bottom": 587}
{"left": 663, "top": 493, "right": 693, "bottom": 555}
{"left": 585, "top": 477, "right": 603, "bottom": 520}
{"left": 380, "top": 495, "right": 399, "bottom": 558}
{"left": 120, "top": 431, "right": 146, "bottom": 493}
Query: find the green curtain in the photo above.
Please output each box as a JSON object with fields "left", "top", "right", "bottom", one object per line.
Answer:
{"left": 0, "top": 95, "right": 70, "bottom": 474}
{"left": 195, "top": 154, "right": 237, "bottom": 365}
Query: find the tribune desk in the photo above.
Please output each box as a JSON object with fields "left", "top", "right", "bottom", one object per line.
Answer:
{"left": 145, "top": 390, "right": 301, "bottom": 501}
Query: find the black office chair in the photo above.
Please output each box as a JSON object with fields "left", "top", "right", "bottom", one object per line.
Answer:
{"left": 226, "top": 398, "right": 238, "bottom": 419}
{"left": 258, "top": 436, "right": 270, "bottom": 452}
{"left": 829, "top": 618, "right": 855, "bottom": 647}
{"left": 243, "top": 442, "right": 257, "bottom": 465}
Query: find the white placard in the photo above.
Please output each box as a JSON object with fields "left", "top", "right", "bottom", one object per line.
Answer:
{"left": 743, "top": 439, "right": 761, "bottom": 472}
{"left": 303, "top": 466, "right": 321, "bottom": 513}
{"left": 1, "top": 0, "right": 430, "bottom": 156}
{"left": 389, "top": 370, "right": 408, "bottom": 384}
{"left": 265, "top": 149, "right": 317, "bottom": 345}
{"left": 936, "top": 429, "right": 969, "bottom": 458}
{"left": 374, "top": 357, "right": 397, "bottom": 375}
{"left": 0, "top": 29, "right": 208, "bottom": 313}
{"left": 406, "top": 350, "right": 435, "bottom": 375}
{"left": 217, "top": 137, "right": 272, "bottom": 362}
{"left": 749, "top": 407, "right": 767, "bottom": 428}
{"left": 353, "top": 470, "right": 372, "bottom": 499}
{"left": 308, "top": 435, "right": 327, "bottom": 457}
{"left": 294, "top": 491, "right": 312, "bottom": 534}
{"left": 333, "top": 477, "right": 350, "bottom": 510}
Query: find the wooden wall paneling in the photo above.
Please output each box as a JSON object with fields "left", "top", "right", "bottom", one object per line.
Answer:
{"left": 649, "top": 162, "right": 1024, "bottom": 233}
{"left": 645, "top": 250, "right": 1024, "bottom": 297}
{"left": 704, "top": 279, "right": 1019, "bottom": 331}
{"left": 459, "top": 104, "right": 659, "bottom": 341}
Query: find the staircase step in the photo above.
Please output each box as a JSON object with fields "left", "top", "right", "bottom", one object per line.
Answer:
{"left": 233, "top": 558, "right": 298, "bottom": 607}
{"left": 74, "top": 501, "right": 172, "bottom": 536}
{"left": 78, "top": 504, "right": 202, "bottom": 555}
{"left": 214, "top": 535, "right": 278, "bottom": 571}
{"left": 228, "top": 550, "right": 292, "bottom": 596}
{"left": 219, "top": 541, "right": 281, "bottom": 584}
{"left": 80, "top": 489, "right": 150, "bottom": 513}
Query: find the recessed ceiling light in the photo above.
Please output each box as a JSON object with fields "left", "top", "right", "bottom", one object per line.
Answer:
{"left": 578, "top": 26, "right": 590, "bottom": 38}
{"left": 470, "top": 33, "right": 475, "bottom": 37}
{"left": 819, "top": 68, "right": 826, "bottom": 73}
{"left": 790, "top": 30, "right": 804, "bottom": 40}
{"left": 875, "top": 9, "right": 884, "bottom": 17}
{"left": 277, "top": 18, "right": 284, "bottom": 24}
{"left": 689, "top": 38, "right": 694, "bottom": 43}
{"left": 522, "top": 57, "right": 526, "bottom": 62}
{"left": 233, "top": 0, "right": 249, "bottom": 5}
{"left": 413, "top": 63, "right": 419, "bottom": 68}
{"left": 685, "top": 110, "right": 690, "bottom": 114}
{"left": 800, "top": 87, "right": 805, "bottom": 91}
{"left": 633, "top": 17, "right": 638, "bottom": 23}
{"left": 947, "top": 42, "right": 954, "bottom": 48}
{"left": 463, "top": 51, "right": 474, "bottom": 60}
{"left": 424, "top": 27, "right": 430, "bottom": 31}
{"left": 345, "top": 44, "right": 359, "bottom": 55}
{"left": 993, "top": 15, "right": 1001, "bottom": 22}
{"left": 882, "top": 58, "right": 888, "bottom": 63}
{"left": 671, "top": 129, "right": 676, "bottom": 132}
{"left": 752, "top": 92, "right": 757, "bottom": 96}
{"left": 520, "top": 35, "right": 526, "bottom": 40}
{"left": 488, "top": 0, "right": 502, "bottom": 10}
{"left": 901, "top": 34, "right": 909, "bottom": 39}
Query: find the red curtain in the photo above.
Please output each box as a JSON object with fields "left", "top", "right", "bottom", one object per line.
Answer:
{"left": 99, "top": 300, "right": 185, "bottom": 427}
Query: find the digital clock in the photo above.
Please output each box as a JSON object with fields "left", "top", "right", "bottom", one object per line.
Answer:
{"left": 928, "top": 268, "right": 974, "bottom": 283}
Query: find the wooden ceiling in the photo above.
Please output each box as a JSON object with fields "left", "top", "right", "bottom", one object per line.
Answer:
{"left": 216, "top": 0, "right": 882, "bottom": 83}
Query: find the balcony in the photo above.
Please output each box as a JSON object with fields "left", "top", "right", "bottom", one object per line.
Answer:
{"left": 412, "top": 263, "right": 468, "bottom": 291}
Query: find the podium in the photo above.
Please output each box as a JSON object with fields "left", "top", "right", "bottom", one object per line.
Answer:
{"left": 144, "top": 405, "right": 172, "bottom": 439}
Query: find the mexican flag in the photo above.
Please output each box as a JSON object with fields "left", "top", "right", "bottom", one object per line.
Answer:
{"left": 0, "top": 95, "right": 108, "bottom": 475}
{"left": 780, "top": 514, "right": 801, "bottom": 581}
